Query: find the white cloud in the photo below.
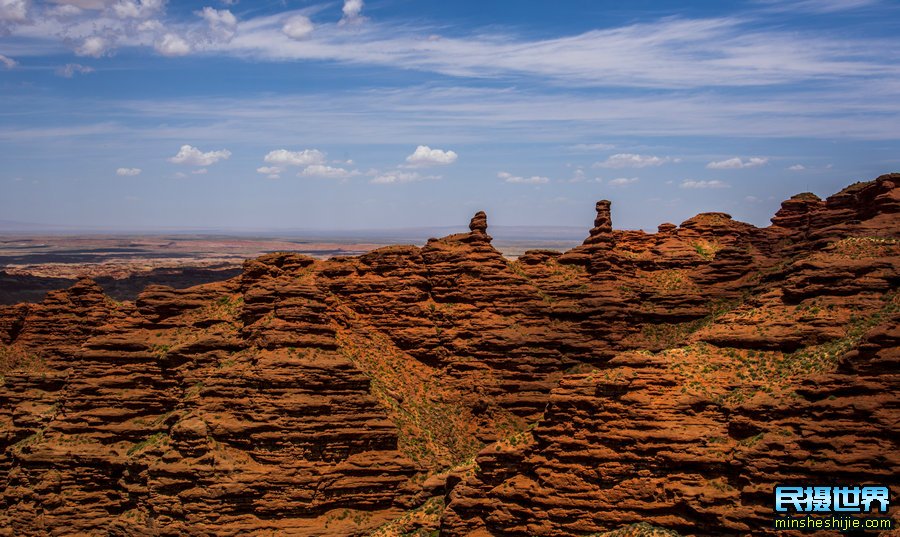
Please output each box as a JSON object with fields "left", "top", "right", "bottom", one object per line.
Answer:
{"left": 340, "top": 0, "right": 363, "bottom": 24}
{"left": 199, "top": 7, "right": 237, "bottom": 41}
{"left": 155, "top": 33, "right": 191, "bottom": 56}
{"left": 180, "top": 14, "right": 900, "bottom": 91}
{"left": 753, "top": 0, "right": 880, "bottom": 14}
{"left": 0, "top": 0, "right": 28, "bottom": 22}
{"left": 56, "top": 63, "right": 95, "bottom": 77}
{"left": 594, "top": 153, "right": 676, "bottom": 168}
{"left": 498, "top": 171, "right": 549, "bottom": 184}
{"left": 745, "top": 195, "right": 761, "bottom": 203}
{"left": 608, "top": 177, "right": 639, "bottom": 186}
{"left": 112, "top": 0, "right": 164, "bottom": 19}
{"left": 788, "top": 164, "right": 806, "bottom": 171}
{"left": 76, "top": 36, "right": 109, "bottom": 57}
{"left": 680, "top": 179, "right": 729, "bottom": 189}
{"left": 256, "top": 165, "right": 281, "bottom": 179}
{"left": 1, "top": 8, "right": 898, "bottom": 94}
{"left": 191, "top": 167, "right": 208, "bottom": 175}
{"left": 404, "top": 145, "right": 458, "bottom": 167}
{"left": 300, "top": 164, "right": 359, "bottom": 179}
{"left": 371, "top": 170, "right": 436, "bottom": 184}
{"left": 137, "top": 18, "right": 163, "bottom": 32}
{"left": 568, "top": 143, "right": 615, "bottom": 152}
{"left": 0, "top": 54, "right": 16, "bottom": 69}
{"left": 706, "top": 157, "right": 768, "bottom": 169}
{"left": 116, "top": 167, "right": 141, "bottom": 176}
{"left": 48, "top": 4, "right": 82, "bottom": 18}
{"left": 199, "top": 6, "right": 235, "bottom": 26}
{"left": 263, "top": 149, "right": 325, "bottom": 166}
{"left": 282, "top": 15, "right": 314, "bottom": 40}
{"left": 168, "top": 144, "right": 231, "bottom": 166}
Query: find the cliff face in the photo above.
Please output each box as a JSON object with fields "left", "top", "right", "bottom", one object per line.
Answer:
{"left": 1, "top": 174, "right": 898, "bottom": 536}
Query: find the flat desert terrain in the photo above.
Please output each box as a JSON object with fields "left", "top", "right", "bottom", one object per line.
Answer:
{"left": 0, "top": 232, "right": 582, "bottom": 304}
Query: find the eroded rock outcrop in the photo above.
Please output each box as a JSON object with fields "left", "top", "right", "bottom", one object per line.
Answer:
{"left": 1, "top": 273, "right": 418, "bottom": 535}
{"left": 0, "top": 173, "right": 898, "bottom": 536}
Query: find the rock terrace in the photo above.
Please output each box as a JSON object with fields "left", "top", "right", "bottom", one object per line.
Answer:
{"left": 1, "top": 173, "right": 898, "bottom": 536}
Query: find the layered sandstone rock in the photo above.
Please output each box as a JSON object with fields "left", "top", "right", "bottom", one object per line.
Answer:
{"left": 0, "top": 173, "right": 897, "bottom": 536}
{"left": 441, "top": 175, "right": 900, "bottom": 536}
{"left": 1, "top": 271, "right": 419, "bottom": 535}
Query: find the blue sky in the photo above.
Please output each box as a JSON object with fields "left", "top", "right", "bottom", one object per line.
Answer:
{"left": 1, "top": 0, "right": 898, "bottom": 232}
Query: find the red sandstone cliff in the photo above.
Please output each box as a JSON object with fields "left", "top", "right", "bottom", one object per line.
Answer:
{"left": 1, "top": 173, "right": 898, "bottom": 536}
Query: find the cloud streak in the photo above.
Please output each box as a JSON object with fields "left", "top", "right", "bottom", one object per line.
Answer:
{"left": 706, "top": 157, "right": 768, "bottom": 169}
{"left": 594, "top": 153, "right": 677, "bottom": 168}
{"left": 680, "top": 179, "right": 729, "bottom": 188}
{"left": 2, "top": 6, "right": 898, "bottom": 91}
{"left": 498, "top": 171, "right": 549, "bottom": 184}
{"left": 263, "top": 149, "right": 325, "bottom": 166}
{"left": 608, "top": 177, "right": 638, "bottom": 187}
{"left": 56, "top": 63, "right": 94, "bottom": 77}
{"left": 370, "top": 170, "right": 436, "bottom": 184}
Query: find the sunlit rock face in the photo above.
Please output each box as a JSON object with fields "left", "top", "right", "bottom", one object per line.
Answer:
{"left": 1, "top": 174, "right": 898, "bottom": 536}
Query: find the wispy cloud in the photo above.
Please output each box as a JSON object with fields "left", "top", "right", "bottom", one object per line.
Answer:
{"left": 300, "top": 164, "right": 360, "bottom": 179}
{"left": 256, "top": 166, "right": 281, "bottom": 179}
{"left": 0, "top": 53, "right": 16, "bottom": 68}
{"left": 3, "top": 6, "right": 898, "bottom": 90}
{"left": 263, "top": 149, "right": 325, "bottom": 166}
{"left": 567, "top": 143, "right": 615, "bottom": 152}
{"left": 371, "top": 170, "right": 437, "bottom": 184}
{"left": 498, "top": 171, "right": 549, "bottom": 184}
{"left": 594, "top": 153, "right": 677, "bottom": 168}
{"left": 706, "top": 157, "right": 768, "bottom": 169}
{"left": 116, "top": 167, "right": 141, "bottom": 176}
{"left": 216, "top": 15, "right": 899, "bottom": 89}
{"left": 0, "top": 0, "right": 28, "bottom": 22}
{"left": 608, "top": 177, "right": 639, "bottom": 187}
{"left": 752, "top": 0, "right": 881, "bottom": 14}
{"left": 56, "top": 63, "right": 95, "bottom": 77}
{"left": 680, "top": 179, "right": 729, "bottom": 188}
{"left": 4, "top": 76, "right": 899, "bottom": 152}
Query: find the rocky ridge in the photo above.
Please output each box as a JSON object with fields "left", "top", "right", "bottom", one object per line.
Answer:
{"left": 0, "top": 173, "right": 898, "bottom": 536}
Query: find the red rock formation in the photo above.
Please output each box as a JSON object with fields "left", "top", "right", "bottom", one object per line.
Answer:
{"left": 1, "top": 272, "right": 419, "bottom": 535}
{"left": 0, "top": 173, "right": 897, "bottom": 536}
{"left": 441, "top": 175, "right": 900, "bottom": 536}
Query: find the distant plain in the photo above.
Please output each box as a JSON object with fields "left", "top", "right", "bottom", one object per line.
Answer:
{"left": 0, "top": 228, "right": 585, "bottom": 304}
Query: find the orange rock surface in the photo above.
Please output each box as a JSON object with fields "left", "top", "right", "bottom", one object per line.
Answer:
{"left": 1, "top": 173, "right": 898, "bottom": 536}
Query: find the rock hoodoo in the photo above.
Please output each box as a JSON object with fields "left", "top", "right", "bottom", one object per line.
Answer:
{"left": 468, "top": 210, "right": 488, "bottom": 234}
